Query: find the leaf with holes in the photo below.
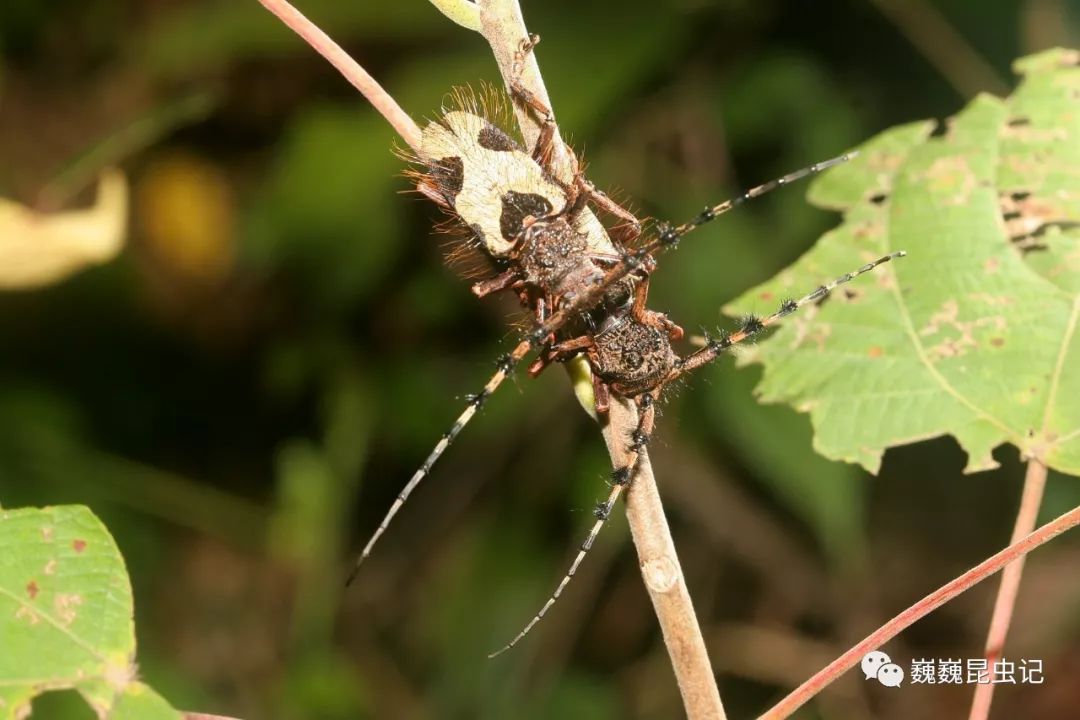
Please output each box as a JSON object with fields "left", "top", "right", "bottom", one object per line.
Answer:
{"left": 0, "top": 505, "right": 181, "bottom": 719}
{"left": 727, "top": 48, "right": 1080, "bottom": 475}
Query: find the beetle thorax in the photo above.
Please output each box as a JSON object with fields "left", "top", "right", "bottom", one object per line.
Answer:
{"left": 517, "top": 218, "right": 600, "bottom": 298}
{"left": 590, "top": 315, "right": 678, "bottom": 397}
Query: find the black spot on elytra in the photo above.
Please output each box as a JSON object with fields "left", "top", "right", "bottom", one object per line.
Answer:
{"left": 500, "top": 191, "right": 553, "bottom": 241}
{"left": 430, "top": 156, "right": 464, "bottom": 203}
{"left": 478, "top": 123, "right": 518, "bottom": 152}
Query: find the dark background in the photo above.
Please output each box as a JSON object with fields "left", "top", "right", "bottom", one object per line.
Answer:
{"left": 1, "top": 1, "right": 1079, "bottom": 718}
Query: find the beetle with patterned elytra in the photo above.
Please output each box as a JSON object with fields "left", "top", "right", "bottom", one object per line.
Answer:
{"left": 348, "top": 35, "right": 905, "bottom": 655}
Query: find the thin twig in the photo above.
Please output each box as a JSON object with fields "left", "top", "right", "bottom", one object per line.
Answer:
{"left": 759, "top": 503, "right": 1080, "bottom": 720}
{"left": 256, "top": 0, "right": 421, "bottom": 151}
{"left": 967, "top": 458, "right": 1048, "bottom": 720}
{"left": 476, "top": 0, "right": 575, "bottom": 182}
{"left": 476, "top": 2, "right": 725, "bottom": 716}
{"left": 604, "top": 398, "right": 728, "bottom": 720}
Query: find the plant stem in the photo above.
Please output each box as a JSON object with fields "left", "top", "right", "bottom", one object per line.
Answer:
{"left": 255, "top": 0, "right": 421, "bottom": 151}
{"left": 476, "top": 0, "right": 576, "bottom": 182}
{"left": 476, "top": 2, "right": 725, "bottom": 716}
{"left": 603, "top": 397, "right": 727, "bottom": 720}
{"left": 759, "top": 503, "right": 1080, "bottom": 720}
{"left": 967, "top": 458, "right": 1048, "bottom": 720}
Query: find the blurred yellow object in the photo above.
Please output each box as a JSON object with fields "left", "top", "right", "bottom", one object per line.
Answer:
{"left": 0, "top": 170, "right": 127, "bottom": 289}
{"left": 136, "top": 153, "right": 235, "bottom": 285}
{"left": 568, "top": 354, "right": 598, "bottom": 422}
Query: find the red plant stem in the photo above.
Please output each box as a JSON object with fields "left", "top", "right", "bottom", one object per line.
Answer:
{"left": 255, "top": 0, "right": 422, "bottom": 151}
{"left": 759, "top": 503, "right": 1080, "bottom": 720}
{"left": 967, "top": 458, "right": 1048, "bottom": 720}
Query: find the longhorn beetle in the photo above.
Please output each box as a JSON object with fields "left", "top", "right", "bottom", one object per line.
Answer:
{"left": 488, "top": 249, "right": 902, "bottom": 656}
{"left": 346, "top": 36, "right": 905, "bottom": 655}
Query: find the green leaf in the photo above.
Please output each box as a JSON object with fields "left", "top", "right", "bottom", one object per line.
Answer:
{"left": 0, "top": 505, "right": 181, "bottom": 720}
{"left": 727, "top": 48, "right": 1080, "bottom": 475}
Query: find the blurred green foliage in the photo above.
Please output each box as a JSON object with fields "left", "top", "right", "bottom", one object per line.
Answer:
{"left": 0, "top": 506, "right": 182, "bottom": 718}
{"left": 2, "top": 1, "right": 1079, "bottom": 719}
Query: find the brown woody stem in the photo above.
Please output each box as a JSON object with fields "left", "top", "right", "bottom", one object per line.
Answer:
{"left": 603, "top": 396, "right": 728, "bottom": 720}
{"left": 476, "top": 3, "right": 725, "bottom": 715}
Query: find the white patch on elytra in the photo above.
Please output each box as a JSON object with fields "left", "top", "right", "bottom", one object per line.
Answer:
{"left": 421, "top": 111, "right": 617, "bottom": 259}
{"left": 423, "top": 111, "right": 564, "bottom": 256}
